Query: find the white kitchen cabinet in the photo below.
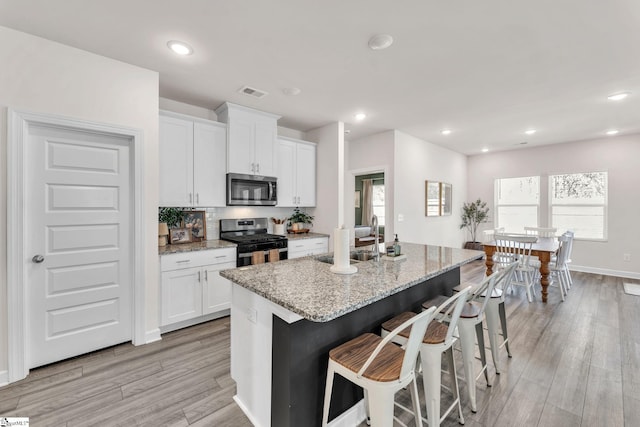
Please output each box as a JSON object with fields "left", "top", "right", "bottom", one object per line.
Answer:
{"left": 215, "top": 102, "right": 280, "bottom": 176}
{"left": 277, "top": 137, "right": 317, "bottom": 207}
{"left": 288, "top": 237, "right": 328, "bottom": 259}
{"left": 160, "top": 248, "right": 236, "bottom": 328}
{"left": 159, "top": 112, "right": 226, "bottom": 207}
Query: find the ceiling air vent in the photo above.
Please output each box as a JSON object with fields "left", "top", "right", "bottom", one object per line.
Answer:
{"left": 238, "top": 85, "right": 268, "bottom": 99}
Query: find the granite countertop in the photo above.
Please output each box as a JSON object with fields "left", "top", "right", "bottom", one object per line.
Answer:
{"left": 158, "top": 239, "right": 237, "bottom": 255}
{"left": 220, "top": 242, "right": 484, "bottom": 322}
{"left": 285, "top": 232, "right": 330, "bottom": 241}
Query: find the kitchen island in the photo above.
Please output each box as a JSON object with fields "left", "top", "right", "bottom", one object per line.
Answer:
{"left": 220, "top": 243, "right": 483, "bottom": 427}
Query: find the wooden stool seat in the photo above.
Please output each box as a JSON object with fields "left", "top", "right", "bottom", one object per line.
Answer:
{"left": 459, "top": 301, "right": 482, "bottom": 318}
{"left": 453, "top": 283, "right": 502, "bottom": 298}
{"left": 422, "top": 294, "right": 449, "bottom": 311}
{"left": 381, "top": 312, "right": 449, "bottom": 345}
{"left": 329, "top": 333, "right": 403, "bottom": 382}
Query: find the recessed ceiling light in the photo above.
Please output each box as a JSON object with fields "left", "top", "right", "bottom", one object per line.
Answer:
{"left": 282, "top": 87, "right": 301, "bottom": 96}
{"left": 525, "top": 129, "right": 536, "bottom": 135}
{"left": 167, "top": 40, "right": 193, "bottom": 55}
{"left": 355, "top": 112, "right": 367, "bottom": 121}
{"left": 606, "top": 129, "right": 619, "bottom": 135}
{"left": 441, "top": 129, "right": 452, "bottom": 135}
{"left": 481, "top": 148, "right": 489, "bottom": 153}
{"left": 368, "top": 34, "right": 394, "bottom": 50}
{"left": 607, "top": 92, "right": 630, "bottom": 101}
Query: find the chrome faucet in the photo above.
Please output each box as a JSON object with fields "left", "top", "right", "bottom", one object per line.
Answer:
{"left": 371, "top": 214, "right": 380, "bottom": 261}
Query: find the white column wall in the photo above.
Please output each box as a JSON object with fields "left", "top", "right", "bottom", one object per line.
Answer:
{"left": 306, "top": 122, "right": 344, "bottom": 251}
{"left": 0, "top": 25, "right": 160, "bottom": 376}
{"left": 393, "top": 131, "right": 468, "bottom": 248}
{"left": 467, "top": 135, "right": 640, "bottom": 277}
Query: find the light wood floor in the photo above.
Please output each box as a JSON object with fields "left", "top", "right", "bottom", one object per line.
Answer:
{"left": 1, "top": 260, "right": 638, "bottom": 426}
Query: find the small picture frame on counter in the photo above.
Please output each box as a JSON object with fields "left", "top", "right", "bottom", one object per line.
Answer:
{"left": 169, "top": 228, "right": 192, "bottom": 244}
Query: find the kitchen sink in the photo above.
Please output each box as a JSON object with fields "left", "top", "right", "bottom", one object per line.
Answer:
{"left": 314, "top": 255, "right": 359, "bottom": 265}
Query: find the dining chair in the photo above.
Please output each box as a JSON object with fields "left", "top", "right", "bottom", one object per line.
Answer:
{"left": 493, "top": 233, "right": 538, "bottom": 302}
{"left": 322, "top": 306, "right": 437, "bottom": 427}
{"left": 549, "top": 234, "right": 570, "bottom": 301}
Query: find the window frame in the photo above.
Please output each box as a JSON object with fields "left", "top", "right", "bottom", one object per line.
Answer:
{"left": 494, "top": 176, "right": 541, "bottom": 233}
{"left": 548, "top": 171, "right": 608, "bottom": 242}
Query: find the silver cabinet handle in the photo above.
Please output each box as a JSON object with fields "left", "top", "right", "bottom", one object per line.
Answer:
{"left": 32, "top": 255, "right": 45, "bottom": 263}
{"left": 198, "top": 271, "right": 201, "bottom": 282}
{"left": 176, "top": 259, "right": 191, "bottom": 264}
{"left": 189, "top": 193, "right": 193, "bottom": 204}
{"left": 257, "top": 163, "right": 260, "bottom": 173}
{"left": 251, "top": 163, "right": 255, "bottom": 173}
{"left": 204, "top": 270, "right": 208, "bottom": 280}
{"left": 196, "top": 193, "right": 200, "bottom": 204}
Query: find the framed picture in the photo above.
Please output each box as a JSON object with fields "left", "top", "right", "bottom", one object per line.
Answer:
{"left": 441, "top": 182, "right": 452, "bottom": 216}
{"left": 425, "top": 181, "right": 453, "bottom": 216}
{"left": 425, "top": 181, "right": 441, "bottom": 216}
{"left": 354, "top": 191, "right": 361, "bottom": 208}
{"left": 169, "top": 228, "right": 192, "bottom": 244}
{"left": 182, "top": 210, "right": 206, "bottom": 242}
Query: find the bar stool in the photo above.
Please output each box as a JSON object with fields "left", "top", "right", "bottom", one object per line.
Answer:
{"left": 321, "top": 306, "right": 437, "bottom": 427}
{"left": 423, "top": 270, "right": 502, "bottom": 413}
{"left": 381, "top": 287, "right": 471, "bottom": 427}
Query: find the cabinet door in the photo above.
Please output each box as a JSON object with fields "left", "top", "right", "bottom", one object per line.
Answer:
{"left": 159, "top": 115, "right": 193, "bottom": 206}
{"left": 254, "top": 121, "right": 276, "bottom": 176}
{"left": 277, "top": 139, "right": 296, "bottom": 207}
{"left": 306, "top": 237, "right": 328, "bottom": 256}
{"left": 161, "top": 268, "right": 202, "bottom": 326}
{"left": 203, "top": 262, "right": 236, "bottom": 315}
{"left": 227, "top": 117, "right": 255, "bottom": 174}
{"left": 296, "top": 143, "right": 316, "bottom": 207}
{"left": 194, "top": 122, "right": 226, "bottom": 207}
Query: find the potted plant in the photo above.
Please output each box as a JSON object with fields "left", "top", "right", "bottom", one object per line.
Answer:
{"left": 460, "top": 199, "right": 490, "bottom": 250}
{"left": 158, "top": 207, "right": 184, "bottom": 246}
{"left": 288, "top": 207, "right": 314, "bottom": 232}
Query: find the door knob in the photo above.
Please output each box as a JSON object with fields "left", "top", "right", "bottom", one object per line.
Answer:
{"left": 32, "top": 255, "right": 45, "bottom": 263}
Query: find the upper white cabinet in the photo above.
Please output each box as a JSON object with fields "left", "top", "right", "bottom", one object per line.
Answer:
{"left": 277, "top": 137, "right": 317, "bottom": 207}
{"left": 215, "top": 102, "right": 281, "bottom": 177}
{"left": 159, "top": 111, "right": 227, "bottom": 207}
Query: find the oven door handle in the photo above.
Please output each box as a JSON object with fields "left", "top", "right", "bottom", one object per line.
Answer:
{"left": 238, "top": 248, "right": 288, "bottom": 258}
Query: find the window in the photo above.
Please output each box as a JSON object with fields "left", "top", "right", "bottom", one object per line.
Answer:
{"left": 372, "top": 184, "right": 385, "bottom": 226}
{"left": 494, "top": 176, "right": 540, "bottom": 233}
{"left": 549, "top": 171, "right": 607, "bottom": 240}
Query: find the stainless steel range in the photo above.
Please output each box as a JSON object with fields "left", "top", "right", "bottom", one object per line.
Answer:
{"left": 220, "top": 218, "right": 288, "bottom": 267}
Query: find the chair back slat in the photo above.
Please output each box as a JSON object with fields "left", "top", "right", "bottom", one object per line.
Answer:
{"left": 434, "top": 286, "right": 472, "bottom": 344}
{"left": 555, "top": 234, "right": 570, "bottom": 268}
{"left": 524, "top": 226, "right": 557, "bottom": 238}
{"left": 358, "top": 306, "right": 437, "bottom": 381}
{"left": 494, "top": 233, "right": 537, "bottom": 269}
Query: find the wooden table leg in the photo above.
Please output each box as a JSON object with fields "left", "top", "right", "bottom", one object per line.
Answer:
{"left": 538, "top": 252, "right": 551, "bottom": 303}
{"left": 484, "top": 246, "right": 495, "bottom": 276}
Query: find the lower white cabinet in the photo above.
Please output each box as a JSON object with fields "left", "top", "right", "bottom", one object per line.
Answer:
{"left": 160, "top": 248, "right": 236, "bottom": 327}
{"left": 288, "top": 237, "right": 329, "bottom": 259}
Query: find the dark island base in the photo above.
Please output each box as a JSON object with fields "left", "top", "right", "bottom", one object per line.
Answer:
{"left": 271, "top": 267, "right": 460, "bottom": 427}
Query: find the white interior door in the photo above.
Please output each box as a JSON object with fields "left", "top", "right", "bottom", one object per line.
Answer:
{"left": 25, "top": 123, "right": 133, "bottom": 368}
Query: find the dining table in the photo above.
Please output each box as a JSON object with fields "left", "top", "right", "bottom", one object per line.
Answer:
{"left": 483, "top": 237, "right": 559, "bottom": 303}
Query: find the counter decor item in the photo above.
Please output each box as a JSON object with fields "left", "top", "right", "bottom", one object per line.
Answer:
{"left": 271, "top": 217, "right": 287, "bottom": 235}
{"left": 460, "top": 198, "right": 489, "bottom": 250}
{"left": 158, "top": 223, "right": 169, "bottom": 247}
{"left": 330, "top": 227, "right": 357, "bottom": 274}
{"left": 287, "top": 207, "right": 314, "bottom": 232}
{"left": 169, "top": 228, "right": 192, "bottom": 244}
{"left": 182, "top": 210, "right": 206, "bottom": 242}
{"left": 158, "top": 207, "right": 184, "bottom": 246}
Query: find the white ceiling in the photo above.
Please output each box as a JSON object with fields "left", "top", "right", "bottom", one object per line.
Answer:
{"left": 1, "top": 0, "right": 640, "bottom": 155}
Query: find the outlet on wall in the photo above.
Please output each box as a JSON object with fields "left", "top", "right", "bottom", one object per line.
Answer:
{"left": 247, "top": 307, "right": 257, "bottom": 324}
{"left": 398, "top": 214, "right": 404, "bottom": 222}
{"left": 623, "top": 253, "right": 631, "bottom": 262}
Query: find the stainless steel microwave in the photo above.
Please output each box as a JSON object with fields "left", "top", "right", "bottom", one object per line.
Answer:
{"left": 226, "top": 173, "right": 278, "bottom": 206}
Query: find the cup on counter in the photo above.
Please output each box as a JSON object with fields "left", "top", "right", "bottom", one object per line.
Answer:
{"left": 274, "top": 223, "right": 286, "bottom": 235}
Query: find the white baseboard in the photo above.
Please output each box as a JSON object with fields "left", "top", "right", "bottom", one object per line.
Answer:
{"left": 233, "top": 395, "right": 264, "bottom": 427}
{"left": 144, "top": 328, "right": 162, "bottom": 344}
{"left": 328, "top": 399, "right": 367, "bottom": 427}
{"left": 0, "top": 370, "right": 8, "bottom": 387}
{"left": 570, "top": 265, "right": 640, "bottom": 280}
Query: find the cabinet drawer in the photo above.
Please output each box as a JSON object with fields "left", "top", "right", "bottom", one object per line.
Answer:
{"left": 161, "top": 247, "right": 236, "bottom": 271}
